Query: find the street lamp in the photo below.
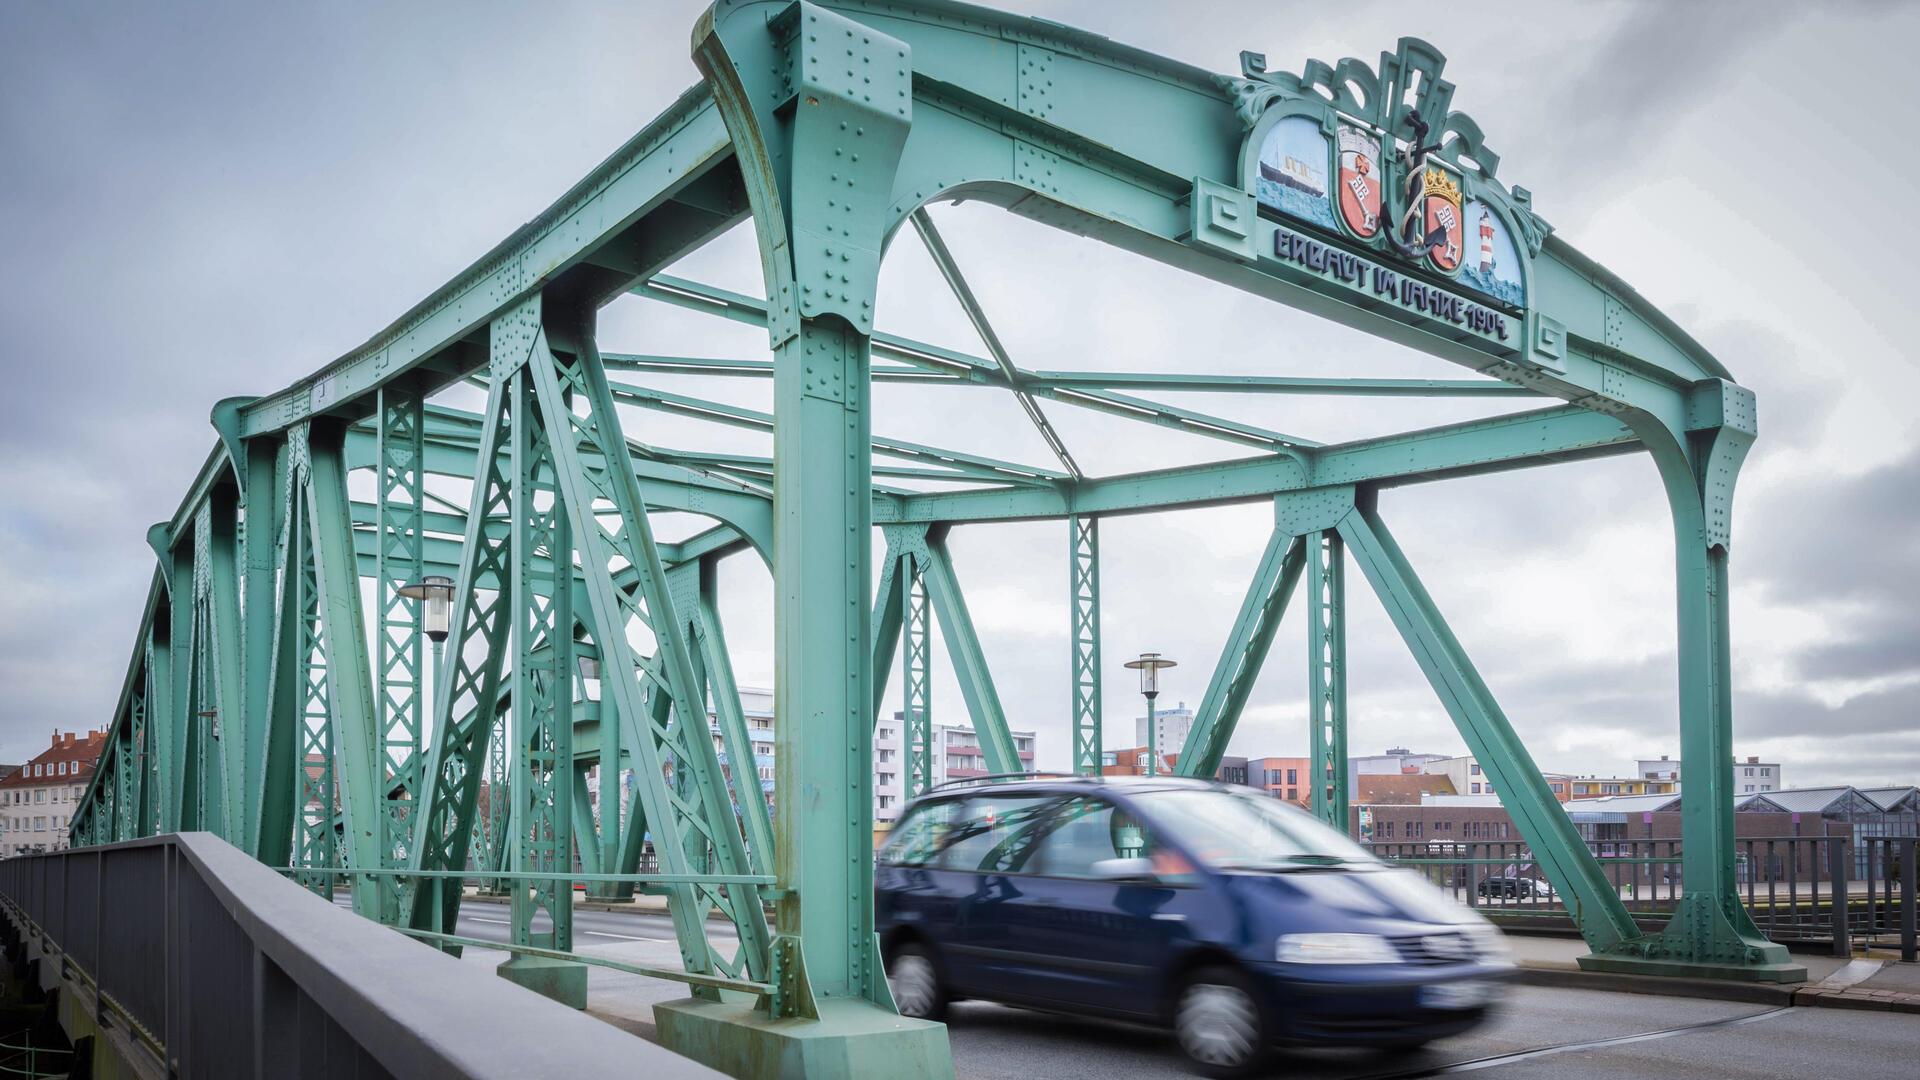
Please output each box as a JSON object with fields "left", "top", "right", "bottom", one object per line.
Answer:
{"left": 576, "top": 652, "right": 602, "bottom": 702}
{"left": 1124, "top": 652, "right": 1177, "bottom": 776}
{"left": 399, "top": 575, "right": 456, "bottom": 705}
{"left": 398, "top": 575, "right": 455, "bottom": 641}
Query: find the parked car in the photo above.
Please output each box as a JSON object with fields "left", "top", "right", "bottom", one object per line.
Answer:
{"left": 876, "top": 776, "right": 1512, "bottom": 1076}
{"left": 1475, "top": 868, "right": 1553, "bottom": 899}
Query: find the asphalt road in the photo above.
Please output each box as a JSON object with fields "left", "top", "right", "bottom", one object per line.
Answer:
{"left": 339, "top": 899, "right": 1919, "bottom": 1079}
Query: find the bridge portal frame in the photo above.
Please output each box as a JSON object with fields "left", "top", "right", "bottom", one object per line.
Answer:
{"left": 68, "top": 2, "right": 1800, "bottom": 1076}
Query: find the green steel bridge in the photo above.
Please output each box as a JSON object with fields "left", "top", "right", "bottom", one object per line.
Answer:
{"left": 35, "top": 1, "right": 1802, "bottom": 1075}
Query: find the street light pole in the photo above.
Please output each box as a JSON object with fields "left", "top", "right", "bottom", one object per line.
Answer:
{"left": 1124, "top": 652, "right": 1177, "bottom": 776}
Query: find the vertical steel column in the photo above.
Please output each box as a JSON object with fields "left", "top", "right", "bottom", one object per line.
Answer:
{"left": 304, "top": 422, "right": 385, "bottom": 919}
{"left": 204, "top": 486, "right": 246, "bottom": 844}
{"left": 1306, "top": 530, "right": 1349, "bottom": 829}
{"left": 374, "top": 387, "right": 427, "bottom": 922}
{"left": 902, "top": 556, "right": 934, "bottom": 795}
{"left": 142, "top": 632, "right": 167, "bottom": 838}
{"left": 146, "top": 524, "right": 192, "bottom": 833}
{"left": 255, "top": 445, "right": 303, "bottom": 870}
{"left": 1070, "top": 516, "right": 1102, "bottom": 776}
{"left": 184, "top": 505, "right": 214, "bottom": 833}
{"left": 240, "top": 433, "right": 285, "bottom": 856}
{"left": 508, "top": 367, "right": 573, "bottom": 952}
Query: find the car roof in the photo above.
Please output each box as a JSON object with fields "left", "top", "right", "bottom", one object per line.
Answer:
{"left": 915, "top": 774, "right": 1230, "bottom": 801}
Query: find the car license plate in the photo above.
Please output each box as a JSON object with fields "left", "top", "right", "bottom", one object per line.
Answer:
{"left": 1420, "top": 980, "right": 1493, "bottom": 1009}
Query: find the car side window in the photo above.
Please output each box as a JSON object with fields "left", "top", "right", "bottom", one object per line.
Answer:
{"left": 879, "top": 798, "right": 964, "bottom": 866}
{"left": 1034, "top": 797, "right": 1153, "bottom": 878}
{"left": 934, "top": 795, "right": 1058, "bottom": 873}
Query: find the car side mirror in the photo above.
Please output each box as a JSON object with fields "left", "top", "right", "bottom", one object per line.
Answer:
{"left": 1090, "top": 856, "right": 1157, "bottom": 882}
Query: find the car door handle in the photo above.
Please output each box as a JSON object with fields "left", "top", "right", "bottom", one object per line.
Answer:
{"left": 1151, "top": 913, "right": 1186, "bottom": 922}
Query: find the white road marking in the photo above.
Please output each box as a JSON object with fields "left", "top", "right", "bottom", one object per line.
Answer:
{"left": 584, "top": 929, "right": 669, "bottom": 942}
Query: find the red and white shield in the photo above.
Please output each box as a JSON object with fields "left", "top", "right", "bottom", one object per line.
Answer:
{"left": 1424, "top": 168, "right": 1464, "bottom": 271}
{"left": 1336, "top": 124, "right": 1381, "bottom": 239}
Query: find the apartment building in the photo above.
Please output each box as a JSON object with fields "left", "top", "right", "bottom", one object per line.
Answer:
{"left": 1, "top": 730, "right": 106, "bottom": 857}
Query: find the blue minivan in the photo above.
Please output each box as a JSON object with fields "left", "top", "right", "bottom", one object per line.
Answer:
{"left": 876, "top": 776, "right": 1512, "bottom": 1076}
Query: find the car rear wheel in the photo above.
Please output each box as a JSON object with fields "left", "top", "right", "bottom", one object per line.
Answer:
{"left": 885, "top": 943, "right": 947, "bottom": 1020}
{"left": 1174, "top": 967, "right": 1268, "bottom": 1078}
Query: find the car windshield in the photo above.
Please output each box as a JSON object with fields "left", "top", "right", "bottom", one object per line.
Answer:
{"left": 1132, "top": 789, "right": 1377, "bottom": 870}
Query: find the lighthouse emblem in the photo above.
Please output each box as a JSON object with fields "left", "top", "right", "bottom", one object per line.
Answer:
{"left": 1478, "top": 207, "right": 1496, "bottom": 276}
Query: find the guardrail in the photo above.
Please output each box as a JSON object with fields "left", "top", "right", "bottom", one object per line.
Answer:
{"left": 1366, "top": 835, "right": 1918, "bottom": 957}
{"left": 0, "top": 833, "right": 723, "bottom": 1079}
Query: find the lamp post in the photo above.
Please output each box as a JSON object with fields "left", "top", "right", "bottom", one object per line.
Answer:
{"left": 398, "top": 575, "right": 455, "bottom": 698}
{"left": 1124, "top": 652, "right": 1177, "bottom": 776}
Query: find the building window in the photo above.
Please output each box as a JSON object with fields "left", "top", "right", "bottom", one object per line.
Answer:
{"left": 1380, "top": 821, "right": 1395, "bottom": 839}
{"left": 1471, "top": 783, "right": 1480, "bottom": 793}
{"left": 1286, "top": 769, "right": 1297, "bottom": 785}
{"left": 1551, "top": 782, "right": 1564, "bottom": 793}
{"left": 1761, "top": 767, "right": 1770, "bottom": 776}
{"left": 1286, "top": 788, "right": 1297, "bottom": 801}
{"left": 1744, "top": 784, "right": 1754, "bottom": 792}
{"left": 1744, "top": 767, "right": 1754, "bottom": 777}
{"left": 877, "top": 795, "right": 894, "bottom": 808}
{"left": 1470, "top": 763, "right": 1480, "bottom": 775}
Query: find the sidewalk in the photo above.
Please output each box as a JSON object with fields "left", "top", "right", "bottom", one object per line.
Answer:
{"left": 1504, "top": 931, "right": 1920, "bottom": 1014}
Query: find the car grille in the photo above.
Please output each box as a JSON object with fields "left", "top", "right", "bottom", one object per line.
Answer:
{"left": 1390, "top": 931, "right": 1477, "bottom": 965}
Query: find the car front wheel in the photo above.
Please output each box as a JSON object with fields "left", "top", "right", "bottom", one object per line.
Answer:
{"left": 1174, "top": 967, "right": 1268, "bottom": 1078}
{"left": 885, "top": 942, "right": 947, "bottom": 1020}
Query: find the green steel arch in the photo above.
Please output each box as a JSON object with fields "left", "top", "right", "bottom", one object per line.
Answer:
{"left": 66, "top": 3, "right": 1796, "bottom": 1076}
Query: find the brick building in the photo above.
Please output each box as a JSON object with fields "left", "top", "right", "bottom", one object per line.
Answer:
{"left": 1, "top": 730, "right": 107, "bottom": 857}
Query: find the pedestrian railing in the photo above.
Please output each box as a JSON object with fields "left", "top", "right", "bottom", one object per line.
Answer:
{"left": 0, "top": 833, "right": 722, "bottom": 1079}
{"left": 1366, "top": 835, "right": 1918, "bottom": 957}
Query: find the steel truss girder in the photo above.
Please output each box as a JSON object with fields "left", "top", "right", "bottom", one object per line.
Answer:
{"left": 1176, "top": 526, "right": 1306, "bottom": 779}
{"left": 1069, "top": 516, "right": 1102, "bottom": 776}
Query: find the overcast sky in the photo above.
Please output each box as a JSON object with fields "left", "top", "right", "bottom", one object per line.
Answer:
{"left": 2, "top": 1, "right": 1915, "bottom": 790}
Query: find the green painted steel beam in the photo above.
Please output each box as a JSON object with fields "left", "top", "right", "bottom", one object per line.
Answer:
{"left": 1336, "top": 495, "right": 1640, "bottom": 951}
{"left": 917, "top": 529, "right": 1022, "bottom": 776}
{"left": 231, "top": 86, "right": 741, "bottom": 441}
{"left": 1176, "top": 528, "right": 1305, "bottom": 778}
{"left": 636, "top": 274, "right": 1317, "bottom": 454}
{"left": 304, "top": 423, "right": 386, "bottom": 918}
{"left": 1025, "top": 372, "right": 1536, "bottom": 396}
{"left": 881, "top": 405, "right": 1639, "bottom": 525}
{"left": 909, "top": 208, "right": 1083, "bottom": 479}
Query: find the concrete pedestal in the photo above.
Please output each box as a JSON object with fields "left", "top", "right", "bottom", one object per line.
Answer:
{"left": 496, "top": 955, "right": 588, "bottom": 1009}
{"left": 1577, "top": 953, "right": 1807, "bottom": 983}
{"left": 655, "top": 994, "right": 952, "bottom": 1080}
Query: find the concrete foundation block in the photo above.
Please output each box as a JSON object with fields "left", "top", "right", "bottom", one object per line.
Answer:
{"left": 496, "top": 954, "right": 589, "bottom": 1009}
{"left": 656, "top": 993, "right": 952, "bottom": 1080}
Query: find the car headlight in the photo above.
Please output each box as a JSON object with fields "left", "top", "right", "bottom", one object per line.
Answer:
{"left": 1463, "top": 922, "right": 1513, "bottom": 962}
{"left": 1275, "top": 933, "right": 1401, "bottom": 965}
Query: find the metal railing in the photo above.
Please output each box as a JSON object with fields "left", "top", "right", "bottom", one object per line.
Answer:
{"left": 1366, "top": 835, "right": 1918, "bottom": 956}
{"left": 0, "top": 833, "right": 724, "bottom": 1079}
